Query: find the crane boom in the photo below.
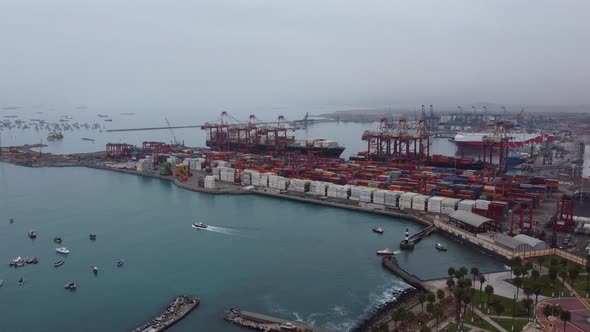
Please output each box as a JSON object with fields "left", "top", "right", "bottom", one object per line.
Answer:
{"left": 165, "top": 118, "right": 179, "bottom": 145}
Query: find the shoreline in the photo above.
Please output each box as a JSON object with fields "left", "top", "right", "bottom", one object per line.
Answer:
{"left": 0, "top": 159, "right": 501, "bottom": 331}
{"left": 351, "top": 287, "right": 420, "bottom": 332}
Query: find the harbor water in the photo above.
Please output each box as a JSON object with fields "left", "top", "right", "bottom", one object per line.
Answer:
{"left": 0, "top": 163, "right": 505, "bottom": 331}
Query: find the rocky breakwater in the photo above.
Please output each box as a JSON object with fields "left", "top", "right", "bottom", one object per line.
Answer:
{"left": 224, "top": 308, "right": 283, "bottom": 331}
{"left": 132, "top": 295, "right": 200, "bottom": 332}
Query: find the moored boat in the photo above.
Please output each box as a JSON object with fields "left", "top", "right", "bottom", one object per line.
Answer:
{"left": 64, "top": 281, "right": 77, "bottom": 290}
{"left": 53, "top": 237, "right": 63, "bottom": 244}
{"left": 89, "top": 234, "right": 96, "bottom": 240}
{"left": 56, "top": 247, "right": 70, "bottom": 254}
{"left": 18, "top": 277, "right": 25, "bottom": 286}
{"left": 28, "top": 230, "right": 37, "bottom": 239}
{"left": 435, "top": 243, "right": 447, "bottom": 251}
{"left": 116, "top": 259, "right": 124, "bottom": 267}
{"left": 192, "top": 222, "right": 207, "bottom": 229}
{"left": 376, "top": 248, "right": 394, "bottom": 256}
{"left": 92, "top": 266, "right": 98, "bottom": 274}
{"left": 372, "top": 227, "right": 384, "bottom": 234}
{"left": 54, "top": 260, "right": 65, "bottom": 267}
{"left": 279, "top": 322, "right": 298, "bottom": 330}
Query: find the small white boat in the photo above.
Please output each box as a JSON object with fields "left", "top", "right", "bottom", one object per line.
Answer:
{"left": 372, "top": 227, "right": 384, "bottom": 234}
{"left": 192, "top": 222, "right": 208, "bottom": 229}
{"left": 56, "top": 247, "right": 70, "bottom": 254}
{"left": 92, "top": 266, "right": 98, "bottom": 274}
{"left": 64, "top": 281, "right": 77, "bottom": 290}
{"left": 376, "top": 248, "right": 394, "bottom": 256}
{"left": 435, "top": 243, "right": 447, "bottom": 252}
{"left": 279, "top": 322, "right": 297, "bottom": 330}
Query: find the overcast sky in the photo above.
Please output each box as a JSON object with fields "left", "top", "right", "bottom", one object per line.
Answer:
{"left": 1, "top": 1, "right": 589, "bottom": 111}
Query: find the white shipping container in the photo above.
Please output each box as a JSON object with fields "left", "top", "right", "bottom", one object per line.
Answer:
{"left": 442, "top": 198, "right": 461, "bottom": 214}
{"left": 399, "top": 192, "right": 418, "bottom": 209}
{"left": 412, "top": 195, "right": 428, "bottom": 211}
{"left": 427, "top": 196, "right": 445, "bottom": 213}
{"left": 458, "top": 199, "right": 476, "bottom": 212}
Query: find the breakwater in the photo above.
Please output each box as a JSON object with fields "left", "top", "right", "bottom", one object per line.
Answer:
{"left": 350, "top": 287, "right": 419, "bottom": 332}
{"left": 131, "top": 296, "right": 200, "bottom": 332}
{"left": 381, "top": 256, "right": 425, "bottom": 291}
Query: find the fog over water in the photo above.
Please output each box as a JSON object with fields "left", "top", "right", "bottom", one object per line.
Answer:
{"left": 1, "top": 0, "right": 589, "bottom": 113}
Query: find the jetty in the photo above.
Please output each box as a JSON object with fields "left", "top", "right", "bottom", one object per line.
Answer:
{"left": 399, "top": 225, "right": 436, "bottom": 249}
{"left": 407, "top": 224, "right": 437, "bottom": 244}
{"left": 381, "top": 256, "right": 425, "bottom": 291}
{"left": 132, "top": 295, "right": 199, "bottom": 332}
{"left": 224, "top": 308, "right": 336, "bottom": 332}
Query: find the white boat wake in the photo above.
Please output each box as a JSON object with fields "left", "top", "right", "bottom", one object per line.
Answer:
{"left": 194, "top": 225, "right": 245, "bottom": 236}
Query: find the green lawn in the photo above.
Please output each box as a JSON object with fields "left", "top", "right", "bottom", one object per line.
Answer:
{"left": 463, "top": 312, "right": 501, "bottom": 332}
{"left": 493, "top": 318, "right": 529, "bottom": 332}
{"left": 507, "top": 275, "right": 565, "bottom": 297}
{"left": 446, "top": 323, "right": 470, "bottom": 332}
{"left": 470, "top": 290, "right": 529, "bottom": 317}
{"left": 571, "top": 274, "right": 590, "bottom": 296}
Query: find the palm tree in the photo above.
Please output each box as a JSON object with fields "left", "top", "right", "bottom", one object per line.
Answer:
{"left": 521, "top": 298, "right": 534, "bottom": 321}
{"left": 478, "top": 274, "right": 486, "bottom": 308}
{"left": 586, "top": 254, "right": 590, "bottom": 293}
{"left": 470, "top": 267, "right": 479, "bottom": 284}
{"left": 537, "top": 255, "right": 546, "bottom": 274}
{"left": 391, "top": 307, "right": 405, "bottom": 330}
{"left": 569, "top": 266, "right": 580, "bottom": 296}
{"left": 448, "top": 267, "right": 456, "bottom": 278}
{"left": 426, "top": 302, "right": 434, "bottom": 315}
{"left": 446, "top": 277, "right": 455, "bottom": 290}
{"left": 458, "top": 266, "right": 468, "bottom": 279}
{"left": 549, "top": 266, "right": 559, "bottom": 296}
{"left": 532, "top": 283, "right": 542, "bottom": 311}
{"left": 453, "top": 287, "right": 465, "bottom": 323}
{"left": 419, "top": 325, "right": 431, "bottom": 332}
{"left": 436, "top": 289, "right": 445, "bottom": 303}
{"left": 510, "top": 256, "right": 522, "bottom": 279}
{"left": 560, "top": 258, "right": 568, "bottom": 269}
{"left": 427, "top": 293, "right": 436, "bottom": 305}
{"left": 531, "top": 269, "right": 540, "bottom": 280}
{"left": 432, "top": 304, "right": 444, "bottom": 332}
{"left": 550, "top": 257, "right": 559, "bottom": 267}
{"left": 513, "top": 276, "right": 523, "bottom": 300}
{"left": 418, "top": 293, "right": 426, "bottom": 313}
{"left": 485, "top": 285, "right": 494, "bottom": 309}
{"left": 514, "top": 266, "right": 523, "bottom": 279}
{"left": 493, "top": 302, "right": 504, "bottom": 319}
{"left": 404, "top": 310, "right": 415, "bottom": 332}
{"left": 525, "top": 261, "right": 534, "bottom": 277}
{"left": 542, "top": 304, "right": 553, "bottom": 319}
{"left": 560, "top": 309, "right": 571, "bottom": 332}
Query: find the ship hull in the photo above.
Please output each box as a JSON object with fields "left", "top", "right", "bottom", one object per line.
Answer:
{"left": 206, "top": 141, "right": 345, "bottom": 158}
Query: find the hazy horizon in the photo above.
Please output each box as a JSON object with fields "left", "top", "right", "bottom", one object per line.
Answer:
{"left": 1, "top": 1, "right": 589, "bottom": 112}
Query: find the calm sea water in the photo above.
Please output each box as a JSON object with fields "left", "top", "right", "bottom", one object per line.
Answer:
{"left": 0, "top": 163, "right": 505, "bottom": 331}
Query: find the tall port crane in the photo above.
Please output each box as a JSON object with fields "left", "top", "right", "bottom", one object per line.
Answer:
{"left": 165, "top": 118, "right": 180, "bottom": 146}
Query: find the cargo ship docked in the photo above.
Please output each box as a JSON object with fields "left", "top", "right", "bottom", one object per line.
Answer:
{"left": 452, "top": 132, "right": 554, "bottom": 148}
{"left": 205, "top": 137, "right": 345, "bottom": 158}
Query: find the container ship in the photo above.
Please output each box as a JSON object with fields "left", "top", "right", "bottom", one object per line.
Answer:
{"left": 205, "top": 137, "right": 346, "bottom": 158}
{"left": 452, "top": 132, "right": 554, "bottom": 148}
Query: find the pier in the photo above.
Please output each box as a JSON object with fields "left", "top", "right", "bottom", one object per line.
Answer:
{"left": 406, "top": 224, "right": 437, "bottom": 244}
{"left": 224, "top": 308, "right": 336, "bottom": 332}
{"left": 381, "top": 256, "right": 426, "bottom": 291}
{"left": 132, "top": 295, "right": 200, "bottom": 332}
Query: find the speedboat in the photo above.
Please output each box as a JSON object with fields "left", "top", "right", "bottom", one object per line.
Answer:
{"left": 54, "top": 261, "right": 65, "bottom": 267}
{"left": 192, "top": 222, "right": 208, "bottom": 229}
{"left": 89, "top": 234, "right": 96, "bottom": 240}
{"left": 372, "top": 227, "right": 384, "bottom": 234}
{"left": 53, "top": 237, "right": 63, "bottom": 244}
{"left": 28, "top": 230, "right": 37, "bottom": 239}
{"left": 64, "top": 282, "right": 77, "bottom": 290}
{"left": 376, "top": 248, "right": 394, "bottom": 256}
{"left": 279, "top": 322, "right": 297, "bottom": 330}
{"left": 31, "top": 257, "right": 38, "bottom": 264}
{"left": 56, "top": 247, "right": 70, "bottom": 254}
{"left": 435, "top": 243, "right": 447, "bottom": 252}
{"left": 92, "top": 266, "right": 98, "bottom": 274}
{"left": 116, "top": 259, "right": 124, "bottom": 267}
